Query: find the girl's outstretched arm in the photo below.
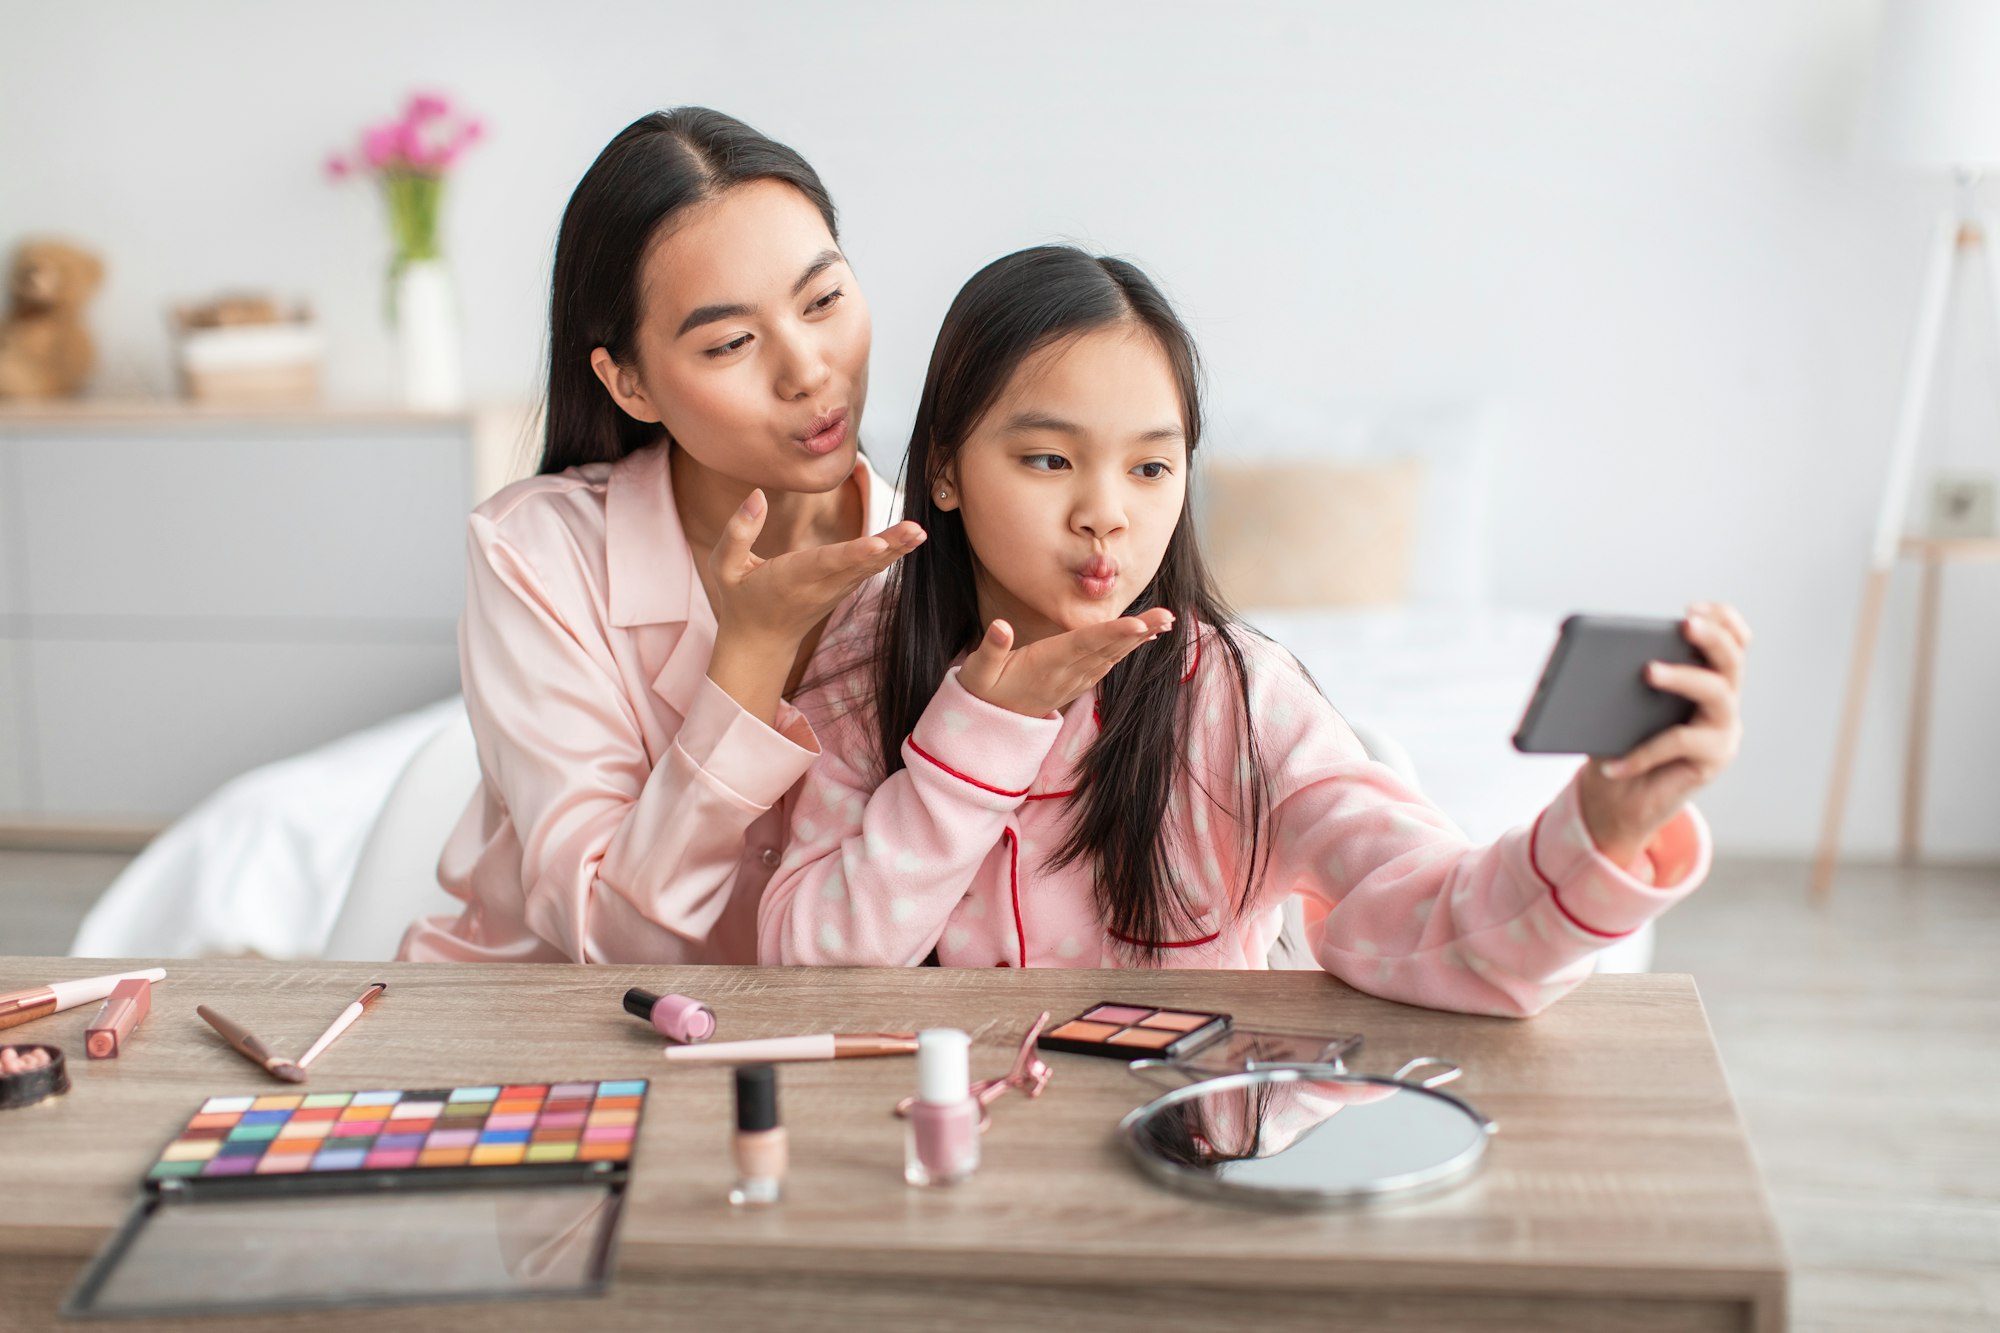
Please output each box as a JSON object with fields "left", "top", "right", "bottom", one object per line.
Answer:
{"left": 1241, "top": 639, "right": 1712, "bottom": 1017}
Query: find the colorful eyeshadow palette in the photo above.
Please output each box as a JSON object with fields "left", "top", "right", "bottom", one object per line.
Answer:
{"left": 69, "top": 1080, "right": 644, "bottom": 1319}
{"left": 1037, "top": 1003, "right": 1232, "bottom": 1061}
{"left": 145, "top": 1080, "right": 648, "bottom": 1191}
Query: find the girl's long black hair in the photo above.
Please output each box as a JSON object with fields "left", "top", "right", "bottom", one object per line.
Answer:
{"left": 538, "top": 107, "right": 838, "bottom": 475}
{"left": 876, "top": 246, "right": 1268, "bottom": 957}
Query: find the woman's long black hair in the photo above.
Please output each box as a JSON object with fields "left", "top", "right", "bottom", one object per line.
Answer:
{"left": 876, "top": 246, "right": 1268, "bottom": 958}
{"left": 538, "top": 107, "right": 838, "bottom": 475}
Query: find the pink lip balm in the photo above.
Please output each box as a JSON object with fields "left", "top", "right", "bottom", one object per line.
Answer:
{"left": 623, "top": 988, "right": 715, "bottom": 1044}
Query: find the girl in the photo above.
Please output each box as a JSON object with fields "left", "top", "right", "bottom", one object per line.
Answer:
{"left": 400, "top": 108, "right": 924, "bottom": 966}
{"left": 759, "top": 246, "right": 1748, "bottom": 1016}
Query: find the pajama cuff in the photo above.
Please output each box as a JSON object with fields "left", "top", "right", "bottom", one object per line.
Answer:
{"left": 1528, "top": 777, "right": 1712, "bottom": 938}
{"left": 673, "top": 674, "right": 819, "bottom": 810}
{"left": 904, "top": 668, "right": 1063, "bottom": 807}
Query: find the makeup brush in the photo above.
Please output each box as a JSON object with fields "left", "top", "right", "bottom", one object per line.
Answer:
{"left": 196, "top": 1004, "right": 306, "bottom": 1083}
{"left": 296, "top": 982, "right": 386, "bottom": 1070}
{"left": 662, "top": 1032, "right": 918, "bottom": 1065}
{"left": 0, "top": 967, "right": 167, "bottom": 1031}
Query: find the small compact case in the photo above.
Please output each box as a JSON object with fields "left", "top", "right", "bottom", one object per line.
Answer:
{"left": 1038, "top": 1003, "right": 1233, "bottom": 1061}
{"left": 0, "top": 1043, "right": 70, "bottom": 1109}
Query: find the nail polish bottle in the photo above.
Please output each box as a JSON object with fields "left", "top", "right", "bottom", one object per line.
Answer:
{"left": 905, "top": 1028, "right": 980, "bottom": 1187}
{"left": 729, "top": 1063, "right": 785, "bottom": 1206}
{"left": 623, "top": 987, "right": 716, "bottom": 1044}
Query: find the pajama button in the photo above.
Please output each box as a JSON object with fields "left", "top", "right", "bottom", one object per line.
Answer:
{"left": 759, "top": 847, "right": 780, "bottom": 869}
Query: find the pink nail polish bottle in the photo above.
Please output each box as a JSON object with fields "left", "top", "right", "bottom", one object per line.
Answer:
{"left": 623, "top": 987, "right": 716, "bottom": 1044}
{"left": 905, "top": 1028, "right": 980, "bottom": 1187}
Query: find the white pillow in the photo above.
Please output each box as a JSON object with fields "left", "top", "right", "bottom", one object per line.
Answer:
{"left": 1206, "top": 399, "right": 1499, "bottom": 609}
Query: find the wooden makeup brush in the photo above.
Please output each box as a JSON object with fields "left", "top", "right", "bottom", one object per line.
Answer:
{"left": 196, "top": 1005, "right": 306, "bottom": 1083}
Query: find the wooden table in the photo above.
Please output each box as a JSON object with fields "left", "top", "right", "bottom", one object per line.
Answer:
{"left": 0, "top": 958, "right": 1787, "bottom": 1331}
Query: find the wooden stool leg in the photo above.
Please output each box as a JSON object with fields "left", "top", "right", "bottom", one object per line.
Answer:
{"left": 1902, "top": 556, "right": 1943, "bottom": 863}
{"left": 1813, "top": 567, "right": 1892, "bottom": 901}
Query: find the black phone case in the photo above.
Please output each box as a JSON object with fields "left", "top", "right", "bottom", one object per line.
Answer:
{"left": 1511, "top": 615, "right": 1706, "bottom": 757}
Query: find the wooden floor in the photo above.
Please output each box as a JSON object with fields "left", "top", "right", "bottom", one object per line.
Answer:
{"left": 0, "top": 850, "right": 1994, "bottom": 1331}
{"left": 1648, "top": 857, "right": 2000, "bottom": 1332}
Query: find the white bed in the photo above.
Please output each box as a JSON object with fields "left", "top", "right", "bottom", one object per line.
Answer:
{"left": 69, "top": 698, "right": 468, "bottom": 960}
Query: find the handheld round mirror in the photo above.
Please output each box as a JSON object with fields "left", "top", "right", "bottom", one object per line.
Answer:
{"left": 1116, "top": 1059, "right": 1496, "bottom": 1209}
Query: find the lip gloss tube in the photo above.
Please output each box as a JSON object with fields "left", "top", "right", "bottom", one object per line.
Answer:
{"left": 85, "top": 978, "right": 151, "bottom": 1059}
{"left": 728, "top": 1064, "right": 785, "bottom": 1206}
{"left": 906, "top": 1028, "right": 980, "bottom": 1187}
{"left": 622, "top": 988, "right": 715, "bottom": 1044}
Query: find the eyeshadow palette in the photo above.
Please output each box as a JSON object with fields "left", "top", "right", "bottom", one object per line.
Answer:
{"left": 145, "top": 1080, "right": 647, "bottom": 1189}
{"left": 1038, "top": 1003, "right": 1232, "bottom": 1061}
{"left": 68, "top": 1080, "right": 646, "bottom": 1318}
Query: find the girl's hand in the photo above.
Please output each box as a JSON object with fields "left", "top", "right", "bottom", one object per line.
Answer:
{"left": 708, "top": 488, "right": 925, "bottom": 649}
{"left": 1576, "top": 602, "right": 1750, "bottom": 866}
{"left": 958, "top": 609, "right": 1177, "bottom": 718}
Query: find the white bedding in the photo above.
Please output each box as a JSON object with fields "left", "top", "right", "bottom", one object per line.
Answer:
{"left": 70, "top": 698, "right": 468, "bottom": 960}
{"left": 1245, "top": 606, "right": 1578, "bottom": 843}
{"left": 72, "top": 608, "right": 1580, "bottom": 961}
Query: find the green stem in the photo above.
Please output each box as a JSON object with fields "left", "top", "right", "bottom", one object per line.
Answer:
{"left": 381, "top": 170, "right": 447, "bottom": 320}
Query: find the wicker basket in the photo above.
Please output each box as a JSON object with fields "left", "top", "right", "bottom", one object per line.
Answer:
{"left": 171, "top": 298, "right": 324, "bottom": 405}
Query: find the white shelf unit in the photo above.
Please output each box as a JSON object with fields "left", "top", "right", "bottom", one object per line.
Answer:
{"left": 0, "top": 402, "right": 531, "bottom": 843}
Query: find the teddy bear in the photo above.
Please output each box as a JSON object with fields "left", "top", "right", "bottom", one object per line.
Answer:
{"left": 0, "top": 238, "right": 105, "bottom": 399}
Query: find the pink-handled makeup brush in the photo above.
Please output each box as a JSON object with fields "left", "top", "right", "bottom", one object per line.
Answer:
{"left": 296, "top": 982, "right": 387, "bottom": 1070}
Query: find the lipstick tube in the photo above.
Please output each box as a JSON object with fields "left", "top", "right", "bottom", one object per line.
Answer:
{"left": 85, "top": 978, "right": 152, "bottom": 1059}
{"left": 906, "top": 1028, "right": 980, "bottom": 1187}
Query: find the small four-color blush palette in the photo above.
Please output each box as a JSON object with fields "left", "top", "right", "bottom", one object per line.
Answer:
{"left": 1037, "top": 1003, "right": 1232, "bottom": 1061}
{"left": 147, "top": 1080, "right": 648, "bottom": 1186}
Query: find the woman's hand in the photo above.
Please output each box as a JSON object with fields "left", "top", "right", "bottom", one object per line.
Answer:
{"left": 957, "top": 609, "right": 1177, "bottom": 718}
{"left": 704, "top": 488, "right": 924, "bottom": 724}
{"left": 707, "top": 488, "right": 925, "bottom": 646}
{"left": 1576, "top": 602, "right": 1750, "bottom": 867}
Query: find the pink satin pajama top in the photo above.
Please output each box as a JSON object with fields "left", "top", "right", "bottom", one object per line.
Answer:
{"left": 398, "top": 441, "right": 896, "bottom": 965}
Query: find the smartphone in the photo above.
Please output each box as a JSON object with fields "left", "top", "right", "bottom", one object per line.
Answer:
{"left": 1511, "top": 615, "right": 1707, "bottom": 757}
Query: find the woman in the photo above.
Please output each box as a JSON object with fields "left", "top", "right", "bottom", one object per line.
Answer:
{"left": 400, "top": 108, "right": 923, "bottom": 964}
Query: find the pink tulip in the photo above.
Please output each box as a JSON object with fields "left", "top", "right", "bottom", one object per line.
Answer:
{"left": 329, "top": 94, "right": 483, "bottom": 181}
{"left": 430, "top": 113, "right": 487, "bottom": 170}
{"left": 362, "top": 124, "right": 400, "bottom": 169}
{"left": 398, "top": 116, "right": 435, "bottom": 167}
{"left": 412, "top": 139, "right": 447, "bottom": 172}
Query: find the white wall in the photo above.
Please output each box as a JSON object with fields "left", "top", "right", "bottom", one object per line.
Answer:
{"left": 4, "top": 0, "right": 1995, "bottom": 859}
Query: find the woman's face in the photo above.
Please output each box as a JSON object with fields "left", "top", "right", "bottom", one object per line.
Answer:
{"left": 594, "top": 179, "right": 871, "bottom": 494}
{"left": 940, "top": 324, "right": 1188, "bottom": 647}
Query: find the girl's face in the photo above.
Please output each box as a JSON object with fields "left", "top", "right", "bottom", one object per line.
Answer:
{"left": 592, "top": 179, "right": 871, "bottom": 493}
{"left": 940, "top": 324, "right": 1188, "bottom": 646}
